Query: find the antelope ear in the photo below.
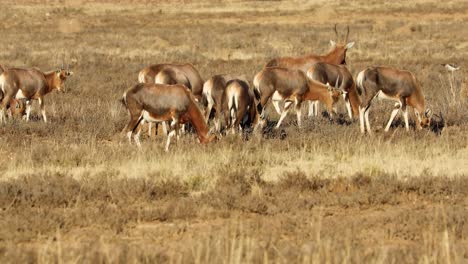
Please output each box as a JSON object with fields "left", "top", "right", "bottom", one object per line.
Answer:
{"left": 329, "top": 40, "right": 336, "bottom": 47}
{"left": 345, "top": 42, "right": 355, "bottom": 49}
{"left": 425, "top": 108, "right": 433, "bottom": 118}
{"left": 342, "top": 90, "right": 348, "bottom": 95}
{"left": 67, "top": 71, "right": 74, "bottom": 76}
{"left": 326, "top": 82, "right": 332, "bottom": 91}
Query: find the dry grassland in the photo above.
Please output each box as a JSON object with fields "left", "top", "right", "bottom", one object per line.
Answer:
{"left": 0, "top": 0, "right": 467, "bottom": 262}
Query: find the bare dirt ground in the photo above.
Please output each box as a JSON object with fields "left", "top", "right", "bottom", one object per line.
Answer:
{"left": 0, "top": 0, "right": 467, "bottom": 262}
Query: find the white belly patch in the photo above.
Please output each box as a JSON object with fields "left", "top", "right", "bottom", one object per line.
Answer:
{"left": 142, "top": 110, "right": 167, "bottom": 123}
{"left": 377, "top": 90, "right": 399, "bottom": 102}
{"left": 272, "top": 91, "right": 285, "bottom": 101}
{"left": 15, "top": 89, "right": 27, "bottom": 99}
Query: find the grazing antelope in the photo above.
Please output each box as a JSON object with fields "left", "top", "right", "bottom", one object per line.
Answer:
{"left": 202, "top": 74, "right": 249, "bottom": 131}
{"left": 356, "top": 66, "right": 432, "bottom": 134}
{"left": 138, "top": 63, "right": 204, "bottom": 136}
{"left": 121, "top": 83, "right": 216, "bottom": 151}
{"left": 265, "top": 25, "right": 355, "bottom": 117}
{"left": 253, "top": 67, "right": 343, "bottom": 129}
{"left": 0, "top": 67, "right": 73, "bottom": 123}
{"left": 138, "top": 63, "right": 204, "bottom": 100}
{"left": 306, "top": 62, "right": 360, "bottom": 119}
{"left": 223, "top": 79, "right": 258, "bottom": 133}
{"left": 8, "top": 98, "right": 26, "bottom": 118}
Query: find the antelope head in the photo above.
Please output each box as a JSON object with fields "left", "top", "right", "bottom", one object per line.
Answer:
{"left": 329, "top": 25, "right": 355, "bottom": 65}
{"left": 326, "top": 77, "right": 346, "bottom": 103}
{"left": 53, "top": 64, "right": 73, "bottom": 93}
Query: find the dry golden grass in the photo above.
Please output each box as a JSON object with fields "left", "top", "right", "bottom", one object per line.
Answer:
{"left": 0, "top": 0, "right": 467, "bottom": 263}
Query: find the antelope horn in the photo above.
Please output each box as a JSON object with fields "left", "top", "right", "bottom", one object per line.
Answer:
{"left": 335, "top": 76, "right": 340, "bottom": 89}
{"left": 345, "top": 25, "right": 350, "bottom": 43}
{"left": 333, "top": 24, "right": 338, "bottom": 39}
{"left": 439, "top": 111, "right": 445, "bottom": 125}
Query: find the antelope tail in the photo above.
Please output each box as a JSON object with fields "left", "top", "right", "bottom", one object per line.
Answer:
{"left": 138, "top": 70, "right": 146, "bottom": 83}
{"left": 253, "top": 73, "right": 261, "bottom": 101}
{"left": 120, "top": 91, "right": 128, "bottom": 107}
{"left": 356, "top": 69, "right": 367, "bottom": 96}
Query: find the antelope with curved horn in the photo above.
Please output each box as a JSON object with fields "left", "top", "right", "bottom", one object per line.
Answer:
{"left": 266, "top": 25, "right": 354, "bottom": 70}
{"left": 356, "top": 66, "right": 433, "bottom": 134}
{"left": 265, "top": 25, "right": 355, "bottom": 118}
{"left": 223, "top": 79, "right": 258, "bottom": 134}
{"left": 121, "top": 83, "right": 216, "bottom": 151}
{"left": 0, "top": 67, "right": 73, "bottom": 123}
{"left": 253, "top": 67, "right": 344, "bottom": 129}
{"left": 306, "top": 62, "right": 360, "bottom": 119}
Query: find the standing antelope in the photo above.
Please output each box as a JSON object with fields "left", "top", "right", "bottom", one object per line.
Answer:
{"left": 121, "top": 83, "right": 216, "bottom": 151}
{"left": 253, "top": 67, "right": 343, "bottom": 129}
{"left": 306, "top": 62, "right": 360, "bottom": 119}
{"left": 138, "top": 63, "right": 204, "bottom": 100}
{"left": 223, "top": 79, "right": 258, "bottom": 133}
{"left": 356, "top": 66, "right": 432, "bottom": 134}
{"left": 265, "top": 25, "right": 354, "bottom": 117}
{"left": 0, "top": 67, "right": 73, "bottom": 123}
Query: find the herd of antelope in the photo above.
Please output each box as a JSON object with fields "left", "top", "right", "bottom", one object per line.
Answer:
{"left": 0, "top": 26, "right": 442, "bottom": 151}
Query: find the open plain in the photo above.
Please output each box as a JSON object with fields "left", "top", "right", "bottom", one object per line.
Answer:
{"left": 0, "top": 0, "right": 467, "bottom": 262}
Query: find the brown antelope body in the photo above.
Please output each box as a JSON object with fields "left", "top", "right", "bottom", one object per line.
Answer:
{"left": 122, "top": 83, "right": 216, "bottom": 151}
{"left": 202, "top": 74, "right": 249, "bottom": 131}
{"left": 223, "top": 79, "right": 258, "bottom": 133}
{"left": 265, "top": 25, "right": 354, "bottom": 117}
{"left": 0, "top": 67, "right": 73, "bottom": 123}
{"left": 253, "top": 67, "right": 343, "bottom": 129}
{"left": 306, "top": 62, "right": 360, "bottom": 119}
{"left": 356, "top": 66, "right": 432, "bottom": 134}
{"left": 138, "top": 63, "right": 204, "bottom": 100}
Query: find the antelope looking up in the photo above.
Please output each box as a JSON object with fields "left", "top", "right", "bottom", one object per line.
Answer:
{"left": 265, "top": 25, "right": 355, "bottom": 118}
{"left": 121, "top": 83, "right": 216, "bottom": 151}
{"left": 356, "top": 66, "right": 432, "bottom": 134}
{"left": 306, "top": 62, "right": 360, "bottom": 119}
{"left": 265, "top": 25, "right": 355, "bottom": 71}
{"left": 253, "top": 67, "right": 343, "bottom": 129}
{"left": 0, "top": 67, "right": 73, "bottom": 123}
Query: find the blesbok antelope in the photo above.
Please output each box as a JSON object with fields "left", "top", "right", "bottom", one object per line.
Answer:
{"left": 121, "top": 83, "right": 216, "bottom": 151}
{"left": 138, "top": 63, "right": 204, "bottom": 100}
{"left": 265, "top": 25, "right": 354, "bottom": 117}
{"left": 138, "top": 63, "right": 204, "bottom": 136}
{"left": 0, "top": 67, "right": 73, "bottom": 123}
{"left": 356, "top": 66, "right": 433, "bottom": 134}
{"left": 202, "top": 74, "right": 249, "bottom": 131}
{"left": 306, "top": 62, "right": 360, "bottom": 119}
{"left": 253, "top": 67, "right": 343, "bottom": 129}
{"left": 223, "top": 79, "right": 258, "bottom": 133}
{"left": 265, "top": 25, "right": 354, "bottom": 70}
{"left": 8, "top": 98, "right": 26, "bottom": 118}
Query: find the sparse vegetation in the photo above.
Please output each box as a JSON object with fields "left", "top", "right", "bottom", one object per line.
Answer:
{"left": 0, "top": 0, "right": 467, "bottom": 263}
